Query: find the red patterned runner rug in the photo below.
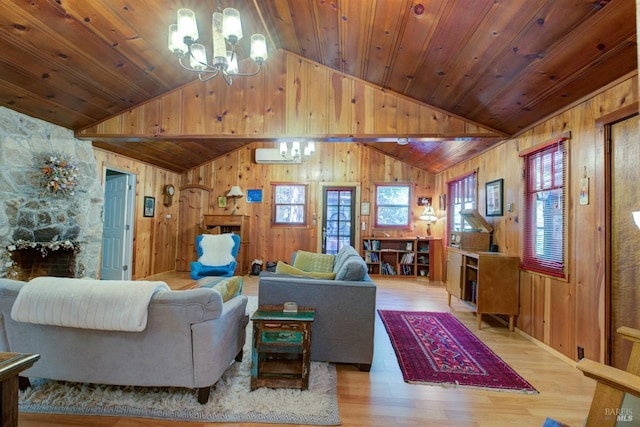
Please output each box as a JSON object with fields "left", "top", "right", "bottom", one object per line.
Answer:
{"left": 378, "top": 310, "right": 538, "bottom": 393}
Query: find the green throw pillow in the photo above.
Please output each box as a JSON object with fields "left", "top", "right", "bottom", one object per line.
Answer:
{"left": 276, "top": 261, "right": 336, "bottom": 279}
{"left": 212, "top": 276, "right": 243, "bottom": 302}
{"left": 293, "top": 250, "right": 335, "bottom": 273}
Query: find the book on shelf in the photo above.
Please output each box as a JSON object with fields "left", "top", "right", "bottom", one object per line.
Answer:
{"left": 363, "top": 239, "right": 380, "bottom": 250}
{"left": 382, "top": 262, "right": 396, "bottom": 275}
{"left": 400, "top": 252, "right": 414, "bottom": 264}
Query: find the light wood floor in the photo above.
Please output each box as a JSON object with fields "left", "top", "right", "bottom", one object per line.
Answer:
{"left": 18, "top": 274, "right": 595, "bottom": 427}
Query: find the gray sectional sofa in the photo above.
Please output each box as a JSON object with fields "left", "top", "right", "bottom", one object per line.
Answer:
{"left": 258, "top": 245, "right": 376, "bottom": 371}
{"left": 0, "top": 277, "right": 248, "bottom": 403}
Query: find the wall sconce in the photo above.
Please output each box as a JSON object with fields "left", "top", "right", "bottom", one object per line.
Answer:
{"left": 226, "top": 186, "right": 244, "bottom": 215}
{"left": 419, "top": 201, "right": 438, "bottom": 236}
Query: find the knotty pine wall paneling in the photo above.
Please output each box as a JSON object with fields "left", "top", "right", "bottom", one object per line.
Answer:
{"left": 93, "top": 148, "right": 181, "bottom": 280}
{"left": 180, "top": 142, "right": 436, "bottom": 267}
{"left": 79, "top": 50, "right": 501, "bottom": 142}
{"left": 434, "top": 73, "right": 638, "bottom": 362}
{"left": 176, "top": 185, "right": 211, "bottom": 272}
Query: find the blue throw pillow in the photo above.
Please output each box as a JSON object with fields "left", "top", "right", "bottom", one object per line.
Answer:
{"left": 335, "top": 257, "right": 367, "bottom": 281}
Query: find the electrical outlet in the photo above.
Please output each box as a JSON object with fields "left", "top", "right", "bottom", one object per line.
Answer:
{"left": 577, "top": 345, "right": 585, "bottom": 360}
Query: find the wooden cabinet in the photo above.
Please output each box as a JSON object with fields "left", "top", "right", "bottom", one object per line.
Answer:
{"left": 446, "top": 250, "right": 463, "bottom": 299}
{"left": 361, "top": 237, "right": 443, "bottom": 281}
{"left": 446, "top": 247, "right": 520, "bottom": 331}
{"left": 250, "top": 306, "right": 315, "bottom": 390}
{"left": 202, "top": 215, "right": 250, "bottom": 275}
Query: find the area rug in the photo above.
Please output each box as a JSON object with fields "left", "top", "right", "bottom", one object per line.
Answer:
{"left": 378, "top": 309, "right": 538, "bottom": 394}
{"left": 18, "top": 297, "right": 340, "bottom": 425}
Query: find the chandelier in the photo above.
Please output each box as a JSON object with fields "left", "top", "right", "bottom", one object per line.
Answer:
{"left": 167, "top": 2, "right": 268, "bottom": 85}
{"left": 280, "top": 141, "right": 316, "bottom": 162}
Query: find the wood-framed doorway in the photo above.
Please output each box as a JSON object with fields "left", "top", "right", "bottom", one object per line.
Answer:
{"left": 600, "top": 102, "right": 639, "bottom": 368}
{"left": 317, "top": 182, "right": 362, "bottom": 254}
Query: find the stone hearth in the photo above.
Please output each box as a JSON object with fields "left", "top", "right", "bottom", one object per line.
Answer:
{"left": 0, "top": 107, "right": 104, "bottom": 279}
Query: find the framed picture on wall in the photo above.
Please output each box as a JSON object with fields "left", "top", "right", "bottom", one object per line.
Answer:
{"left": 361, "top": 202, "right": 370, "bottom": 216}
{"left": 143, "top": 196, "right": 155, "bottom": 217}
{"left": 485, "top": 179, "right": 503, "bottom": 217}
{"left": 247, "top": 189, "right": 263, "bottom": 203}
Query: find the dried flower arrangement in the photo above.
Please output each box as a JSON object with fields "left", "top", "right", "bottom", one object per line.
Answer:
{"left": 40, "top": 154, "right": 79, "bottom": 196}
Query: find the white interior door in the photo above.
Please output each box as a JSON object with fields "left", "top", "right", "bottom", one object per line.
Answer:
{"left": 101, "top": 170, "right": 134, "bottom": 280}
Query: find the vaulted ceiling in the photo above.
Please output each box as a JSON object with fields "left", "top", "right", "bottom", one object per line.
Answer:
{"left": 0, "top": 0, "right": 636, "bottom": 173}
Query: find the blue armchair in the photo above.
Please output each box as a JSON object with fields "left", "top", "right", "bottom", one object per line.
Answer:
{"left": 190, "top": 234, "right": 241, "bottom": 280}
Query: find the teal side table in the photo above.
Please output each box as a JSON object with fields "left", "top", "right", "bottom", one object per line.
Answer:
{"left": 250, "top": 305, "right": 315, "bottom": 390}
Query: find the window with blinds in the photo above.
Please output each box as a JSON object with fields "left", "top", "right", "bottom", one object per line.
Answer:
{"left": 521, "top": 138, "right": 567, "bottom": 278}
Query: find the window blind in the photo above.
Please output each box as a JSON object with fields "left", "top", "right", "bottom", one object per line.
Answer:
{"left": 521, "top": 138, "right": 567, "bottom": 278}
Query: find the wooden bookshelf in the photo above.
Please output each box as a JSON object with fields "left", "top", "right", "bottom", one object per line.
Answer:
{"left": 361, "top": 237, "right": 442, "bottom": 280}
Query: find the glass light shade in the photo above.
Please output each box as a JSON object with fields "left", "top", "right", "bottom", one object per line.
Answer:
{"left": 222, "top": 8, "right": 243, "bottom": 44}
{"left": 212, "top": 11, "right": 227, "bottom": 65}
{"left": 307, "top": 142, "right": 315, "bottom": 153}
{"left": 227, "top": 51, "right": 239, "bottom": 75}
{"left": 177, "top": 9, "right": 199, "bottom": 42}
{"left": 168, "top": 24, "right": 187, "bottom": 55}
{"left": 304, "top": 145, "right": 312, "bottom": 157}
{"left": 227, "top": 186, "right": 244, "bottom": 198}
{"left": 280, "top": 142, "right": 288, "bottom": 156}
{"left": 292, "top": 141, "right": 301, "bottom": 157}
{"left": 250, "top": 34, "right": 268, "bottom": 63}
{"left": 189, "top": 44, "right": 208, "bottom": 70}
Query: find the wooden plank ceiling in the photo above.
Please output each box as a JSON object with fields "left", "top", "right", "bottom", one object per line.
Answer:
{"left": 0, "top": 0, "right": 635, "bottom": 173}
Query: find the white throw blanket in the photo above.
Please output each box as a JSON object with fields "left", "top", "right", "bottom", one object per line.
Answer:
{"left": 11, "top": 277, "right": 170, "bottom": 332}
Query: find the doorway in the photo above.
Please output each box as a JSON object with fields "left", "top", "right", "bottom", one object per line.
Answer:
{"left": 101, "top": 169, "right": 136, "bottom": 280}
{"left": 321, "top": 187, "right": 356, "bottom": 254}
{"left": 608, "top": 113, "right": 640, "bottom": 369}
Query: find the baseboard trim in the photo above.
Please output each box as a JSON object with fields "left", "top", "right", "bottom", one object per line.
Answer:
{"left": 485, "top": 313, "right": 578, "bottom": 368}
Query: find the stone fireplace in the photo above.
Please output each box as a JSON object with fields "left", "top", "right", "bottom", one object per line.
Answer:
{"left": 9, "top": 246, "right": 77, "bottom": 281}
{"left": 0, "top": 107, "right": 104, "bottom": 279}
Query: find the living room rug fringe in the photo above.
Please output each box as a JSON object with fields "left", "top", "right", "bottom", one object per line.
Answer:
{"left": 19, "top": 297, "right": 341, "bottom": 425}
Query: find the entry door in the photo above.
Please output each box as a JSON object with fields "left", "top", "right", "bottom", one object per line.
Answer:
{"left": 101, "top": 170, "right": 134, "bottom": 280}
{"left": 610, "top": 114, "right": 640, "bottom": 368}
{"left": 322, "top": 187, "right": 355, "bottom": 254}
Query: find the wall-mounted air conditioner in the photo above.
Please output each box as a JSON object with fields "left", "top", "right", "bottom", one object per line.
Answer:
{"left": 254, "top": 148, "right": 301, "bottom": 164}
